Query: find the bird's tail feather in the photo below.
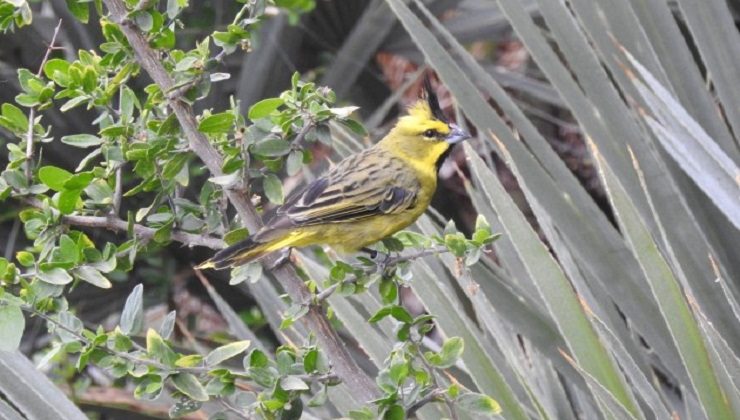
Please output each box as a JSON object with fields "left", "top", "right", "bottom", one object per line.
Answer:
{"left": 197, "top": 236, "right": 273, "bottom": 270}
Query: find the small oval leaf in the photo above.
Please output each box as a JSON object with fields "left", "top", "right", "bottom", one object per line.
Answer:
{"left": 248, "top": 98, "right": 284, "bottom": 120}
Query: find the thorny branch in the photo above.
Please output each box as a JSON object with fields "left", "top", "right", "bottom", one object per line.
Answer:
{"left": 101, "top": 0, "right": 378, "bottom": 403}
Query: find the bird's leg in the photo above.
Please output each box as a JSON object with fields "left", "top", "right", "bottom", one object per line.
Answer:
{"left": 266, "top": 248, "right": 292, "bottom": 271}
{"left": 358, "top": 247, "right": 396, "bottom": 275}
{"left": 359, "top": 247, "right": 379, "bottom": 259}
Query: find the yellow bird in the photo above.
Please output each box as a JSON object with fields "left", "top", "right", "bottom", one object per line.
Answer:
{"left": 198, "top": 81, "right": 470, "bottom": 270}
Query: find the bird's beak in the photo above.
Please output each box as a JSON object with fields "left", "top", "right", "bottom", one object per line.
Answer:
{"left": 445, "top": 124, "right": 471, "bottom": 144}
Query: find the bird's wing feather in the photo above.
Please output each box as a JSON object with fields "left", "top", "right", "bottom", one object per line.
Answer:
{"left": 268, "top": 149, "right": 418, "bottom": 228}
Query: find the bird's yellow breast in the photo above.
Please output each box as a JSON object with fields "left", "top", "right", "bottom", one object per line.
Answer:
{"left": 288, "top": 153, "right": 439, "bottom": 253}
{"left": 292, "top": 201, "right": 432, "bottom": 253}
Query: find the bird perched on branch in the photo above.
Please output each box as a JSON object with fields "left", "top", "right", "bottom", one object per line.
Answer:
{"left": 198, "top": 79, "right": 470, "bottom": 270}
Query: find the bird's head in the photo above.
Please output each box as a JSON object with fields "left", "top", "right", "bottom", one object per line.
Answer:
{"left": 381, "top": 78, "right": 470, "bottom": 167}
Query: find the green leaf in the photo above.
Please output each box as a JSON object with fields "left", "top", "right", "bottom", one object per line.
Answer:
{"left": 205, "top": 340, "right": 250, "bottom": 366}
{"left": 37, "top": 267, "right": 73, "bottom": 285}
{"left": 0, "top": 304, "right": 24, "bottom": 352}
{"left": 252, "top": 138, "right": 291, "bottom": 157}
{"left": 383, "top": 405, "right": 404, "bottom": 420}
{"left": 280, "top": 375, "right": 309, "bottom": 391}
{"left": 175, "top": 354, "right": 203, "bottom": 368}
{"left": 162, "top": 153, "right": 189, "bottom": 179}
{"left": 171, "top": 373, "right": 209, "bottom": 402}
{"left": 38, "top": 166, "right": 72, "bottom": 191}
{"left": 43, "top": 58, "right": 70, "bottom": 82}
{"left": 263, "top": 173, "right": 284, "bottom": 204}
{"left": 229, "top": 262, "right": 263, "bottom": 286}
{"left": 60, "top": 134, "right": 103, "bottom": 148}
{"left": 248, "top": 98, "right": 284, "bottom": 120}
{"left": 198, "top": 112, "right": 234, "bottom": 134}
{"left": 153, "top": 219, "right": 173, "bottom": 243}
{"left": 248, "top": 349, "right": 269, "bottom": 368}
{"left": 15, "top": 251, "right": 34, "bottom": 267}
{"left": 369, "top": 305, "right": 412, "bottom": 324}
{"left": 0, "top": 103, "right": 28, "bottom": 131}
{"left": 425, "top": 337, "right": 464, "bottom": 369}
{"left": 339, "top": 118, "right": 366, "bottom": 136}
{"left": 146, "top": 328, "right": 177, "bottom": 366}
{"left": 73, "top": 266, "right": 112, "bottom": 289}
{"left": 457, "top": 392, "right": 502, "bottom": 415}
{"left": 60, "top": 96, "right": 88, "bottom": 112}
{"left": 120, "top": 284, "right": 143, "bottom": 335}
{"left": 65, "top": 0, "right": 89, "bottom": 23}
{"left": 303, "top": 349, "right": 318, "bottom": 373}
{"left": 223, "top": 228, "right": 249, "bottom": 245}
{"left": 286, "top": 149, "right": 304, "bottom": 176}
{"left": 57, "top": 235, "right": 79, "bottom": 264}
{"left": 348, "top": 408, "right": 375, "bottom": 420}
{"left": 63, "top": 172, "right": 93, "bottom": 190}
{"left": 57, "top": 188, "right": 81, "bottom": 214}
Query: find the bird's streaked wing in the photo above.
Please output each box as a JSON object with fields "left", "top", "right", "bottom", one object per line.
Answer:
{"left": 269, "top": 149, "right": 418, "bottom": 228}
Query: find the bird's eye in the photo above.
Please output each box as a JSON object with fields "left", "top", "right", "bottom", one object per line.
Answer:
{"left": 423, "top": 129, "right": 437, "bottom": 138}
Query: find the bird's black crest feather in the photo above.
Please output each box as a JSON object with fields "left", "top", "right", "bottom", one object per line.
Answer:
{"left": 423, "top": 76, "right": 447, "bottom": 123}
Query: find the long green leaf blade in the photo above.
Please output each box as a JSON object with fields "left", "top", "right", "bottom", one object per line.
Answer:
{"left": 464, "top": 142, "right": 638, "bottom": 416}
{"left": 591, "top": 143, "right": 735, "bottom": 420}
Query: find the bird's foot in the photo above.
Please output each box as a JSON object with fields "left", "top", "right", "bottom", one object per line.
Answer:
{"left": 359, "top": 247, "right": 394, "bottom": 274}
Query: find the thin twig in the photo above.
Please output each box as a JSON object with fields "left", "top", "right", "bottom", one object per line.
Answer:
{"left": 406, "top": 388, "right": 445, "bottom": 418}
{"left": 18, "top": 304, "right": 202, "bottom": 374}
{"left": 316, "top": 246, "right": 448, "bottom": 303}
{"left": 62, "top": 213, "right": 224, "bottom": 249}
{"left": 417, "top": 346, "right": 459, "bottom": 420}
{"left": 101, "top": 0, "right": 379, "bottom": 403}
{"left": 25, "top": 19, "right": 64, "bottom": 180}
{"left": 23, "top": 196, "right": 224, "bottom": 249}
{"left": 166, "top": 76, "right": 203, "bottom": 101}
{"left": 291, "top": 119, "right": 314, "bottom": 148}
{"left": 112, "top": 165, "right": 123, "bottom": 216}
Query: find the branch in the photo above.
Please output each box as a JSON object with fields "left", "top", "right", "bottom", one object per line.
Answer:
{"left": 317, "top": 246, "right": 448, "bottom": 303}
{"left": 62, "top": 214, "right": 225, "bottom": 249}
{"left": 112, "top": 164, "right": 123, "bottom": 216}
{"left": 23, "top": 196, "right": 224, "bottom": 249}
{"left": 417, "top": 339, "right": 459, "bottom": 420}
{"left": 101, "top": 0, "right": 378, "bottom": 403}
{"left": 406, "top": 388, "right": 445, "bottom": 418}
{"left": 19, "top": 304, "right": 201, "bottom": 374}
{"left": 25, "top": 19, "right": 63, "bottom": 180}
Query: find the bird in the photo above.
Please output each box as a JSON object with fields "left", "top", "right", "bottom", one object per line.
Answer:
{"left": 197, "top": 79, "right": 470, "bottom": 270}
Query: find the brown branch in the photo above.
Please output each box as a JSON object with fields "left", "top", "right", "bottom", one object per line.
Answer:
{"left": 76, "top": 386, "right": 208, "bottom": 420}
{"left": 101, "top": 0, "right": 378, "bottom": 403}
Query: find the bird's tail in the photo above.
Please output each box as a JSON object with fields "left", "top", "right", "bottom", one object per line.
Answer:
{"left": 196, "top": 233, "right": 284, "bottom": 270}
